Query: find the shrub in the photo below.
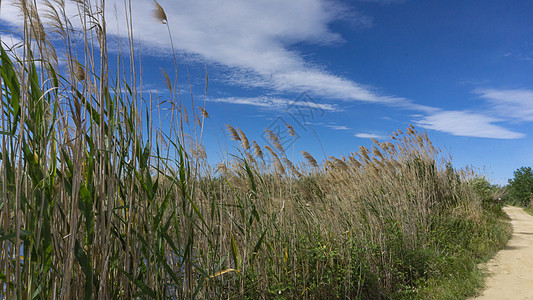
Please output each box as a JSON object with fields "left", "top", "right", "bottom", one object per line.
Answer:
{"left": 506, "top": 166, "right": 533, "bottom": 206}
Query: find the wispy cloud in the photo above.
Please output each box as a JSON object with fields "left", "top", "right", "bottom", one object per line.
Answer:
{"left": 415, "top": 110, "right": 525, "bottom": 139}
{"left": 208, "top": 96, "right": 338, "bottom": 111}
{"left": 503, "top": 51, "right": 533, "bottom": 63}
{"left": 2, "top": 1, "right": 524, "bottom": 141}
{"left": 410, "top": 88, "right": 533, "bottom": 139}
{"left": 474, "top": 88, "right": 533, "bottom": 122}
{"left": 0, "top": 0, "right": 424, "bottom": 109}
{"left": 355, "top": 133, "right": 387, "bottom": 139}
{"left": 326, "top": 124, "right": 350, "bottom": 130}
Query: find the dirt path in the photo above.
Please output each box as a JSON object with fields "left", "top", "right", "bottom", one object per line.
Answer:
{"left": 473, "top": 206, "right": 533, "bottom": 300}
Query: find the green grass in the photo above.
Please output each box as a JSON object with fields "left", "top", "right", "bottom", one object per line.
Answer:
{"left": 408, "top": 211, "right": 511, "bottom": 299}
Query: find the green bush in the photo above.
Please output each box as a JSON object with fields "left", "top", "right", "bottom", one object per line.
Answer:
{"left": 506, "top": 166, "right": 533, "bottom": 207}
{"left": 406, "top": 209, "right": 511, "bottom": 299}
{"left": 471, "top": 176, "right": 506, "bottom": 216}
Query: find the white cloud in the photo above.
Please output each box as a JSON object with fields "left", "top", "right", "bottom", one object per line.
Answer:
{"left": 415, "top": 110, "right": 525, "bottom": 139}
{"left": 326, "top": 124, "right": 350, "bottom": 130}
{"left": 271, "top": 70, "right": 401, "bottom": 103}
{"left": 111, "top": 0, "right": 346, "bottom": 73}
{"left": 355, "top": 133, "right": 387, "bottom": 139}
{"left": 0, "top": 0, "right": 425, "bottom": 109}
{"left": 208, "top": 96, "right": 338, "bottom": 111}
{"left": 410, "top": 88, "right": 533, "bottom": 139}
{"left": 7, "top": 0, "right": 523, "bottom": 143}
{"left": 474, "top": 88, "right": 533, "bottom": 122}
{"left": 0, "top": 34, "right": 23, "bottom": 50}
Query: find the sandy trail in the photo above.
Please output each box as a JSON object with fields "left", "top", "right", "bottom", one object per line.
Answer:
{"left": 473, "top": 206, "right": 533, "bottom": 300}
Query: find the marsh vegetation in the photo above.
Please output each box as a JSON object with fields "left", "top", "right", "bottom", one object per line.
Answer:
{"left": 0, "top": 1, "right": 510, "bottom": 299}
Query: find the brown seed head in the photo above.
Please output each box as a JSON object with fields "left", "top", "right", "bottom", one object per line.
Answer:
{"left": 198, "top": 107, "right": 209, "bottom": 118}
{"left": 237, "top": 128, "right": 250, "bottom": 150}
{"left": 252, "top": 141, "right": 263, "bottom": 160}
{"left": 286, "top": 123, "right": 295, "bottom": 137}
{"left": 69, "top": 58, "right": 85, "bottom": 81}
{"left": 282, "top": 157, "right": 301, "bottom": 176}
{"left": 226, "top": 125, "right": 241, "bottom": 141}
{"left": 153, "top": 1, "right": 168, "bottom": 24}
{"left": 265, "top": 128, "right": 284, "bottom": 154}
{"left": 300, "top": 151, "right": 318, "bottom": 168}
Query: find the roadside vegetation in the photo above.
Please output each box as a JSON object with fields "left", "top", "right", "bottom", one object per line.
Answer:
{"left": 0, "top": 1, "right": 510, "bottom": 299}
{"left": 505, "top": 166, "right": 533, "bottom": 207}
{"left": 504, "top": 166, "right": 533, "bottom": 216}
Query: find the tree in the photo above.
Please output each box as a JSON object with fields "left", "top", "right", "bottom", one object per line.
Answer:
{"left": 507, "top": 166, "right": 533, "bottom": 206}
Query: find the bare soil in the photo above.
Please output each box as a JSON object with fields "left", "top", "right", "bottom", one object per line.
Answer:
{"left": 473, "top": 206, "right": 533, "bottom": 300}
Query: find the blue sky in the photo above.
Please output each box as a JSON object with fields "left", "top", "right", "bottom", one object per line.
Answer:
{"left": 2, "top": 0, "right": 533, "bottom": 184}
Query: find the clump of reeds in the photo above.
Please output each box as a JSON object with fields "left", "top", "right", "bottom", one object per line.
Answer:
{"left": 0, "top": 1, "right": 504, "bottom": 299}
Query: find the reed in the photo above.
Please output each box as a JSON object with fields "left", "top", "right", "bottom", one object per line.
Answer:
{"left": 0, "top": 1, "right": 509, "bottom": 299}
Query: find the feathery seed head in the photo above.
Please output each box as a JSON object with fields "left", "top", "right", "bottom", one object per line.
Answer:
{"left": 300, "top": 151, "right": 318, "bottom": 168}
{"left": 183, "top": 107, "right": 189, "bottom": 125}
{"left": 263, "top": 147, "right": 284, "bottom": 174}
{"left": 153, "top": 1, "right": 168, "bottom": 24}
{"left": 195, "top": 114, "right": 202, "bottom": 127}
{"left": 349, "top": 156, "right": 362, "bottom": 168}
{"left": 359, "top": 146, "right": 370, "bottom": 161}
{"left": 245, "top": 151, "right": 256, "bottom": 164}
{"left": 274, "top": 156, "right": 285, "bottom": 175}
{"left": 215, "top": 161, "right": 227, "bottom": 174}
{"left": 69, "top": 59, "right": 85, "bottom": 81}
{"left": 226, "top": 124, "right": 241, "bottom": 141}
{"left": 372, "top": 146, "right": 384, "bottom": 160}
{"left": 264, "top": 145, "right": 285, "bottom": 174}
{"left": 265, "top": 128, "right": 284, "bottom": 154}
{"left": 160, "top": 68, "right": 172, "bottom": 91}
{"left": 252, "top": 141, "right": 263, "bottom": 160}
{"left": 332, "top": 157, "right": 348, "bottom": 170}
{"left": 282, "top": 157, "right": 301, "bottom": 177}
{"left": 237, "top": 128, "right": 250, "bottom": 150}
{"left": 416, "top": 135, "right": 424, "bottom": 148}
{"left": 264, "top": 145, "right": 277, "bottom": 158}
{"left": 286, "top": 123, "right": 295, "bottom": 137}
{"left": 198, "top": 106, "right": 209, "bottom": 118}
